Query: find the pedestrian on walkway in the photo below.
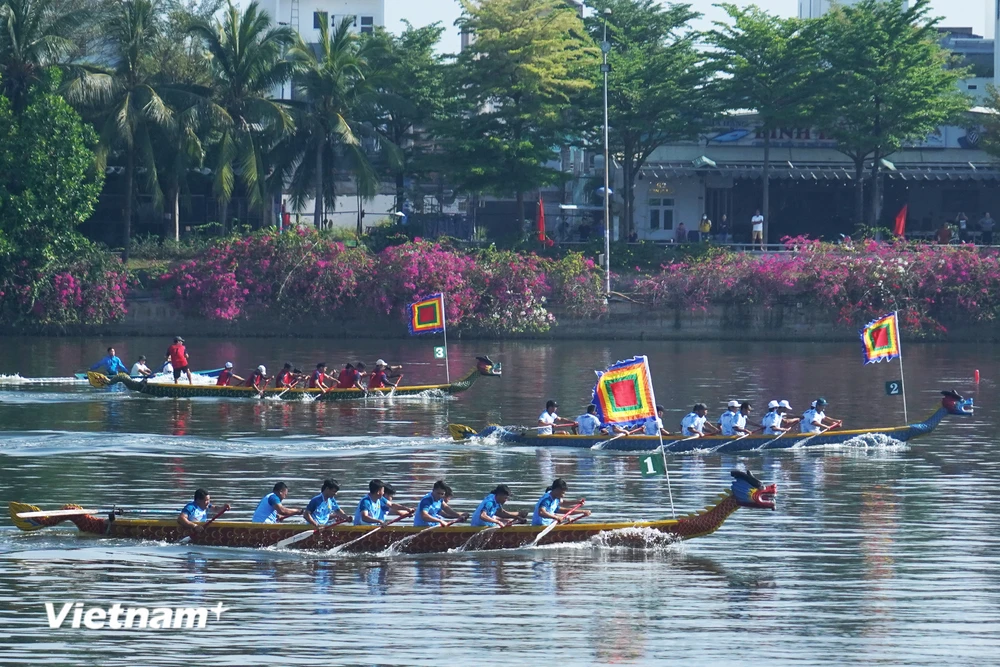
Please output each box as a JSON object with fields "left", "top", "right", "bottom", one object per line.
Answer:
{"left": 979, "top": 212, "right": 995, "bottom": 245}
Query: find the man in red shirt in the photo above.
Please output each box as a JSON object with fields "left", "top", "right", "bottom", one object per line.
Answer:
{"left": 336, "top": 362, "right": 367, "bottom": 390}
{"left": 216, "top": 362, "right": 244, "bottom": 387}
{"left": 167, "top": 336, "right": 192, "bottom": 385}
{"left": 367, "top": 359, "right": 403, "bottom": 390}
{"left": 275, "top": 363, "right": 299, "bottom": 389}
{"left": 245, "top": 365, "right": 269, "bottom": 392}
{"left": 308, "top": 362, "right": 333, "bottom": 390}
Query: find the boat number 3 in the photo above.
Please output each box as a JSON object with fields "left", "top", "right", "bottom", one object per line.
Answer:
{"left": 885, "top": 380, "right": 902, "bottom": 396}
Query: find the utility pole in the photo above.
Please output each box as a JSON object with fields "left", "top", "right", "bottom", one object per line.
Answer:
{"left": 601, "top": 7, "right": 612, "bottom": 297}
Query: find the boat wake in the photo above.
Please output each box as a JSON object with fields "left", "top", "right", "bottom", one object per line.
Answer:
{"left": 588, "top": 526, "right": 683, "bottom": 551}
{"left": 0, "top": 374, "right": 86, "bottom": 386}
{"left": 805, "top": 432, "right": 906, "bottom": 450}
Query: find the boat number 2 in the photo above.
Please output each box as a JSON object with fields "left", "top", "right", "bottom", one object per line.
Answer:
{"left": 885, "top": 380, "right": 902, "bottom": 396}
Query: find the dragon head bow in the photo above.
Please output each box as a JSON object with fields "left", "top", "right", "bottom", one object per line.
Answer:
{"left": 730, "top": 469, "right": 777, "bottom": 510}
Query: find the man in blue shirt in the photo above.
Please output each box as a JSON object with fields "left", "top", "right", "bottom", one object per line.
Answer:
{"left": 471, "top": 484, "right": 527, "bottom": 527}
{"left": 252, "top": 482, "right": 302, "bottom": 523}
{"left": 354, "top": 479, "right": 412, "bottom": 525}
{"left": 177, "top": 489, "right": 211, "bottom": 531}
{"left": 90, "top": 347, "right": 128, "bottom": 376}
{"left": 532, "top": 479, "right": 590, "bottom": 526}
{"left": 303, "top": 479, "right": 350, "bottom": 527}
{"left": 414, "top": 480, "right": 467, "bottom": 527}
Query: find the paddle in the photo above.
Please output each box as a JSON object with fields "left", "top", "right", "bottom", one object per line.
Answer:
{"left": 274, "top": 515, "right": 352, "bottom": 549}
{"left": 387, "top": 373, "right": 403, "bottom": 398}
{"left": 591, "top": 429, "right": 629, "bottom": 451}
{"left": 177, "top": 504, "right": 230, "bottom": 544}
{"left": 16, "top": 508, "right": 100, "bottom": 519}
{"left": 757, "top": 428, "right": 789, "bottom": 451}
{"left": 334, "top": 511, "right": 413, "bottom": 551}
{"left": 531, "top": 499, "right": 586, "bottom": 547}
{"left": 275, "top": 378, "right": 300, "bottom": 400}
{"left": 793, "top": 421, "right": 840, "bottom": 448}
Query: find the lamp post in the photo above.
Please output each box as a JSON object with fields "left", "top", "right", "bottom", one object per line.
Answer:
{"left": 601, "top": 7, "right": 612, "bottom": 297}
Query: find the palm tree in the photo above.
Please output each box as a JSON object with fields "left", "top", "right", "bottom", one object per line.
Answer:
{"left": 186, "top": 1, "right": 295, "bottom": 227}
{"left": 0, "top": 0, "right": 88, "bottom": 109}
{"left": 277, "top": 17, "right": 389, "bottom": 229}
{"left": 69, "top": 0, "right": 172, "bottom": 263}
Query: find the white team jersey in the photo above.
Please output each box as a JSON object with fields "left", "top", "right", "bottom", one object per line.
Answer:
{"left": 680, "top": 413, "right": 706, "bottom": 436}
{"left": 801, "top": 409, "right": 825, "bottom": 433}
{"left": 576, "top": 413, "right": 601, "bottom": 436}
{"left": 538, "top": 411, "right": 557, "bottom": 435}
{"left": 643, "top": 416, "right": 664, "bottom": 436}
{"left": 734, "top": 413, "right": 748, "bottom": 432}
{"left": 131, "top": 362, "right": 150, "bottom": 376}
{"left": 761, "top": 411, "right": 783, "bottom": 435}
{"left": 719, "top": 411, "right": 739, "bottom": 436}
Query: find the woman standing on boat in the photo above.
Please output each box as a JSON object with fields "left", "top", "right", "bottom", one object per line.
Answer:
{"left": 532, "top": 479, "right": 590, "bottom": 526}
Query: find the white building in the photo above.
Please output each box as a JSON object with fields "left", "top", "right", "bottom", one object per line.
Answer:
{"left": 250, "top": 0, "right": 384, "bottom": 40}
{"left": 798, "top": 0, "right": 908, "bottom": 20}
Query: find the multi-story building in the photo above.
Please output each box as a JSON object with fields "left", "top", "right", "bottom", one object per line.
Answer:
{"left": 798, "top": 0, "right": 908, "bottom": 20}
{"left": 251, "top": 0, "right": 384, "bottom": 40}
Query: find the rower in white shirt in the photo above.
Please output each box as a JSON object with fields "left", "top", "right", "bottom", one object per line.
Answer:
{"left": 537, "top": 400, "right": 576, "bottom": 435}
{"left": 719, "top": 400, "right": 754, "bottom": 436}
{"left": 800, "top": 398, "right": 841, "bottom": 433}
{"left": 575, "top": 404, "right": 603, "bottom": 436}
{"left": 760, "top": 400, "right": 785, "bottom": 435}
{"left": 680, "top": 403, "right": 721, "bottom": 437}
{"left": 130, "top": 355, "right": 152, "bottom": 377}
{"left": 629, "top": 405, "right": 670, "bottom": 436}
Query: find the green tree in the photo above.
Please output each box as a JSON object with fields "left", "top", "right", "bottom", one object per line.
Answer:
{"left": 71, "top": 0, "right": 171, "bottom": 264}
{"left": 0, "top": 0, "right": 88, "bottom": 109}
{"left": 587, "top": 0, "right": 714, "bottom": 238}
{"left": 365, "top": 22, "right": 446, "bottom": 215}
{"left": 815, "top": 0, "right": 970, "bottom": 227}
{"left": 707, "top": 4, "right": 820, "bottom": 243}
{"left": 443, "top": 0, "right": 597, "bottom": 233}
{"left": 276, "top": 17, "right": 381, "bottom": 229}
{"left": 0, "top": 69, "right": 103, "bottom": 262}
{"left": 187, "top": 0, "right": 295, "bottom": 226}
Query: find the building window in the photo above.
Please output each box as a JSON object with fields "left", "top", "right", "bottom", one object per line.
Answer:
{"left": 648, "top": 198, "right": 674, "bottom": 231}
{"left": 313, "top": 11, "right": 327, "bottom": 29}
{"left": 360, "top": 16, "right": 374, "bottom": 34}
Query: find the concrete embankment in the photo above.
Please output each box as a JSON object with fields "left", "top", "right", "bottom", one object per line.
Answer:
{"left": 4, "top": 292, "right": 999, "bottom": 341}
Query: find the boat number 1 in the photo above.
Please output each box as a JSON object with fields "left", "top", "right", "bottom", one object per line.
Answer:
{"left": 643, "top": 457, "right": 655, "bottom": 475}
{"left": 885, "top": 380, "right": 902, "bottom": 396}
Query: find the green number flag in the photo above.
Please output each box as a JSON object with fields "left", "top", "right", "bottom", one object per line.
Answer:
{"left": 639, "top": 452, "right": 666, "bottom": 477}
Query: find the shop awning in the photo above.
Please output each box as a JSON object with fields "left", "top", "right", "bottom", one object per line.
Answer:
{"left": 638, "top": 161, "right": 1000, "bottom": 181}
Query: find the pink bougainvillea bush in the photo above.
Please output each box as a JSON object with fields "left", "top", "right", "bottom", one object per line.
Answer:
{"left": 634, "top": 238, "right": 1000, "bottom": 334}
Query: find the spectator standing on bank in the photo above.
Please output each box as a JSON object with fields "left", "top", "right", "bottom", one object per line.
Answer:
{"left": 675, "top": 222, "right": 687, "bottom": 244}
{"left": 751, "top": 209, "right": 765, "bottom": 250}
{"left": 699, "top": 214, "right": 712, "bottom": 242}
{"left": 956, "top": 212, "right": 969, "bottom": 242}
{"left": 717, "top": 214, "right": 731, "bottom": 243}
{"left": 936, "top": 221, "right": 953, "bottom": 245}
{"left": 979, "top": 212, "right": 995, "bottom": 245}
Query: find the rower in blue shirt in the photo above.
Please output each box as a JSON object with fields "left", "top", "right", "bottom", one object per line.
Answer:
{"left": 354, "top": 479, "right": 413, "bottom": 525}
{"left": 90, "top": 347, "right": 129, "bottom": 375}
{"left": 303, "top": 479, "right": 350, "bottom": 527}
{"left": 414, "top": 480, "right": 467, "bottom": 527}
{"left": 177, "top": 488, "right": 211, "bottom": 531}
{"left": 251, "top": 482, "right": 302, "bottom": 523}
{"left": 532, "top": 479, "right": 590, "bottom": 526}
{"left": 471, "top": 484, "right": 527, "bottom": 527}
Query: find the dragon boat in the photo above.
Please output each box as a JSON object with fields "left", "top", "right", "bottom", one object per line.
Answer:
{"left": 86, "top": 357, "right": 501, "bottom": 401}
{"left": 9, "top": 471, "right": 776, "bottom": 553}
{"left": 448, "top": 392, "right": 974, "bottom": 454}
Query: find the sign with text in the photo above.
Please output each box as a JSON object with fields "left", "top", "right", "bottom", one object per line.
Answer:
{"left": 433, "top": 346, "right": 446, "bottom": 359}
{"left": 639, "top": 452, "right": 666, "bottom": 477}
{"left": 885, "top": 380, "right": 902, "bottom": 396}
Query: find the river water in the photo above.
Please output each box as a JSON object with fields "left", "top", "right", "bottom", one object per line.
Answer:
{"left": 0, "top": 337, "right": 997, "bottom": 665}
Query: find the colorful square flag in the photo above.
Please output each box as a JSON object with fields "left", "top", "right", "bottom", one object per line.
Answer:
{"left": 408, "top": 294, "right": 445, "bottom": 335}
{"left": 591, "top": 356, "right": 658, "bottom": 428}
{"left": 860, "top": 312, "right": 901, "bottom": 364}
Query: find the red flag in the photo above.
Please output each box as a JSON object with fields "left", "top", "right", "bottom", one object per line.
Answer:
{"left": 894, "top": 204, "right": 907, "bottom": 238}
{"left": 537, "top": 196, "right": 546, "bottom": 241}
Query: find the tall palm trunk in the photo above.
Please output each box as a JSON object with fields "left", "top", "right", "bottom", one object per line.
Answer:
{"left": 122, "top": 147, "right": 134, "bottom": 264}
{"left": 171, "top": 187, "right": 180, "bottom": 242}
{"left": 314, "top": 143, "right": 324, "bottom": 228}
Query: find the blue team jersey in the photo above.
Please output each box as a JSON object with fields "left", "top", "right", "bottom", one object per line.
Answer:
{"left": 91, "top": 355, "right": 127, "bottom": 375}
{"left": 251, "top": 492, "right": 281, "bottom": 523}
{"left": 181, "top": 502, "right": 207, "bottom": 523}
{"left": 305, "top": 493, "right": 341, "bottom": 526}
{"left": 353, "top": 495, "right": 388, "bottom": 525}
{"left": 532, "top": 492, "right": 561, "bottom": 526}
{"left": 471, "top": 493, "right": 502, "bottom": 527}
{"left": 414, "top": 492, "right": 443, "bottom": 527}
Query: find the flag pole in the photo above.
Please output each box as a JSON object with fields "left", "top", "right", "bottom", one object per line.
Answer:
{"left": 441, "top": 294, "right": 450, "bottom": 384}
{"left": 896, "top": 313, "right": 908, "bottom": 423}
{"left": 657, "top": 433, "right": 675, "bottom": 518}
